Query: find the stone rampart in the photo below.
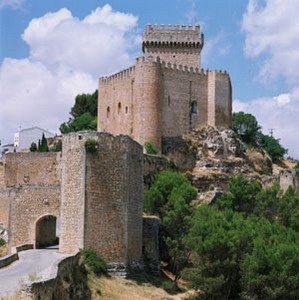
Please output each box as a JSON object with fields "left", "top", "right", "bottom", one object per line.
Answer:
{"left": 9, "top": 184, "right": 61, "bottom": 249}
{"left": 280, "top": 169, "right": 299, "bottom": 193}
{"left": 21, "top": 252, "right": 90, "bottom": 300}
{"left": 0, "top": 162, "right": 4, "bottom": 189}
{"left": 59, "top": 132, "right": 144, "bottom": 271}
{"left": 0, "top": 188, "right": 11, "bottom": 226}
{"left": 3, "top": 152, "right": 60, "bottom": 188}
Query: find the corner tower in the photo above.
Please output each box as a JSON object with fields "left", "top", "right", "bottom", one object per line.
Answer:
{"left": 142, "top": 24, "right": 204, "bottom": 68}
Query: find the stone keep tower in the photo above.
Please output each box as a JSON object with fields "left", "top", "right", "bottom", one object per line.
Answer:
{"left": 142, "top": 24, "right": 204, "bottom": 68}
{"left": 98, "top": 24, "right": 232, "bottom": 150}
{"left": 59, "top": 132, "right": 144, "bottom": 271}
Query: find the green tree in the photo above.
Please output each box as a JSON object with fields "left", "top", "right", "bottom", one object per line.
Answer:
{"left": 183, "top": 205, "right": 299, "bottom": 299}
{"left": 232, "top": 112, "right": 261, "bottom": 145}
{"left": 258, "top": 132, "right": 288, "bottom": 162}
{"left": 29, "top": 142, "right": 37, "bottom": 152}
{"left": 38, "top": 133, "right": 49, "bottom": 152}
{"left": 60, "top": 90, "right": 98, "bottom": 133}
{"left": 144, "top": 170, "right": 197, "bottom": 280}
{"left": 216, "top": 174, "right": 262, "bottom": 216}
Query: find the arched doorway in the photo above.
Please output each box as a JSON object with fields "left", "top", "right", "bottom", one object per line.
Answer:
{"left": 35, "top": 215, "right": 59, "bottom": 249}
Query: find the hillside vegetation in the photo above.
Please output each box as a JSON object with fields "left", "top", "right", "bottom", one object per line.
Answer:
{"left": 145, "top": 171, "right": 299, "bottom": 299}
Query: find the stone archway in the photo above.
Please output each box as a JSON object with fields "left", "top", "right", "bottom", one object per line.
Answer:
{"left": 35, "top": 215, "right": 59, "bottom": 249}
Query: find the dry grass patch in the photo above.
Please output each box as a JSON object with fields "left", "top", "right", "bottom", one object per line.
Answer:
{"left": 88, "top": 273, "right": 194, "bottom": 300}
{"left": 0, "top": 244, "right": 8, "bottom": 257}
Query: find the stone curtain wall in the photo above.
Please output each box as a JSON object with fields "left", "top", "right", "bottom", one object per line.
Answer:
{"left": 280, "top": 170, "right": 299, "bottom": 193}
{"left": 0, "top": 162, "right": 4, "bottom": 189}
{"left": 8, "top": 184, "right": 60, "bottom": 249}
{"left": 21, "top": 252, "right": 91, "bottom": 300}
{"left": 0, "top": 188, "right": 11, "bottom": 226}
{"left": 3, "top": 152, "right": 60, "bottom": 187}
{"left": 98, "top": 66, "right": 136, "bottom": 137}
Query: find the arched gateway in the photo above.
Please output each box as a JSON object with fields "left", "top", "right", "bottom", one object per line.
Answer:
{"left": 35, "top": 215, "right": 59, "bottom": 248}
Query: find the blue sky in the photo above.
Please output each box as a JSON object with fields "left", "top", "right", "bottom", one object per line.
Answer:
{"left": 0, "top": 0, "right": 299, "bottom": 158}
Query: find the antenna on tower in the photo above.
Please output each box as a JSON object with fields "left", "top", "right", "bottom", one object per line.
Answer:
{"left": 269, "top": 128, "right": 275, "bottom": 137}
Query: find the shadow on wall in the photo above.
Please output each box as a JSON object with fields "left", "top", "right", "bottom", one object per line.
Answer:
{"left": 35, "top": 215, "right": 59, "bottom": 249}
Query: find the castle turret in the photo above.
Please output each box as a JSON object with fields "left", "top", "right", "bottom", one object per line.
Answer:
{"left": 142, "top": 24, "right": 204, "bottom": 68}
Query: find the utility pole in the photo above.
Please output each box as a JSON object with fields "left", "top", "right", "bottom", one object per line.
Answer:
{"left": 269, "top": 128, "right": 275, "bottom": 137}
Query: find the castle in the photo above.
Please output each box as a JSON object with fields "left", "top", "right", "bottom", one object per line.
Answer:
{"left": 98, "top": 24, "right": 232, "bottom": 150}
{"left": 0, "top": 24, "right": 233, "bottom": 274}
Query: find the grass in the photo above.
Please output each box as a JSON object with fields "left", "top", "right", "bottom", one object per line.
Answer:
{"left": 0, "top": 243, "right": 8, "bottom": 257}
{"left": 87, "top": 272, "right": 194, "bottom": 300}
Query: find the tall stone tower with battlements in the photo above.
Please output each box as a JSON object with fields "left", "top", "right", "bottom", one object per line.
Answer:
{"left": 98, "top": 24, "right": 232, "bottom": 150}
{"left": 142, "top": 24, "right": 204, "bottom": 68}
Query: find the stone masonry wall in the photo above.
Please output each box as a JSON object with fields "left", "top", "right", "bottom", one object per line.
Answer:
{"left": 98, "top": 66, "right": 135, "bottom": 137}
{"left": 0, "top": 188, "right": 11, "bottom": 226}
{"left": 3, "top": 152, "right": 60, "bottom": 188}
{"left": 98, "top": 57, "right": 231, "bottom": 150}
{"left": 8, "top": 184, "right": 60, "bottom": 249}
{"left": 280, "top": 169, "right": 299, "bottom": 193}
{"left": 83, "top": 133, "right": 143, "bottom": 269}
{"left": 59, "top": 133, "right": 86, "bottom": 253}
{"left": 0, "top": 162, "right": 4, "bottom": 189}
{"left": 161, "top": 64, "right": 209, "bottom": 137}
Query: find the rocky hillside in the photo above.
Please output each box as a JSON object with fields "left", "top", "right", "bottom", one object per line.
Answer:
{"left": 163, "top": 125, "right": 296, "bottom": 203}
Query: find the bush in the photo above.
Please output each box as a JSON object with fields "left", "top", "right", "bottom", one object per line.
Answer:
{"left": 85, "top": 139, "right": 99, "bottom": 153}
{"left": 144, "top": 141, "right": 159, "bottom": 155}
{"left": 0, "top": 238, "right": 6, "bottom": 247}
{"left": 80, "top": 249, "right": 108, "bottom": 276}
{"left": 294, "top": 161, "right": 299, "bottom": 169}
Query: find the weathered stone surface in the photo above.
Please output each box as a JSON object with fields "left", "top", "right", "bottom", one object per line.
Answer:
{"left": 280, "top": 169, "right": 299, "bottom": 193}
{"left": 143, "top": 217, "right": 160, "bottom": 274}
{"left": 98, "top": 25, "right": 232, "bottom": 150}
{"left": 21, "top": 252, "right": 91, "bottom": 300}
{"left": 59, "top": 132, "right": 144, "bottom": 271}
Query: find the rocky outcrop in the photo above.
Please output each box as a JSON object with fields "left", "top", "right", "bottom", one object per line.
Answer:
{"left": 163, "top": 126, "right": 278, "bottom": 203}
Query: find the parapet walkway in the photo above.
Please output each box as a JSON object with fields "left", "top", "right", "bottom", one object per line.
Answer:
{"left": 0, "top": 247, "right": 69, "bottom": 298}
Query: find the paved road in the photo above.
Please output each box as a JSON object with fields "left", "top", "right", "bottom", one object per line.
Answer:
{"left": 0, "top": 247, "right": 69, "bottom": 297}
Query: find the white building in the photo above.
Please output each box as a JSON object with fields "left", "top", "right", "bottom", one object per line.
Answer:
{"left": 0, "top": 144, "right": 14, "bottom": 157}
{"left": 14, "top": 127, "right": 55, "bottom": 150}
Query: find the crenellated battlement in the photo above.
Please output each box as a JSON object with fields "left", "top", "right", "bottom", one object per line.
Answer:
{"left": 99, "top": 65, "right": 135, "bottom": 84}
{"left": 99, "top": 55, "right": 229, "bottom": 85}
{"left": 142, "top": 23, "right": 204, "bottom": 52}
{"left": 158, "top": 57, "right": 228, "bottom": 75}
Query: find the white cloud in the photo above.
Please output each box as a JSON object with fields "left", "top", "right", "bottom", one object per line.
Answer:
{"left": 0, "top": 0, "right": 24, "bottom": 9}
{"left": 201, "top": 31, "right": 231, "bottom": 65}
{"left": 242, "top": 0, "right": 299, "bottom": 83}
{"left": 0, "top": 5, "right": 139, "bottom": 144}
{"left": 233, "top": 90, "right": 299, "bottom": 159}
{"left": 239, "top": 0, "right": 299, "bottom": 159}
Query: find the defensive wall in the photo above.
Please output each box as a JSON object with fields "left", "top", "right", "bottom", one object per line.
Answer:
{"left": 280, "top": 169, "right": 299, "bottom": 193}
{"left": 2, "top": 152, "right": 60, "bottom": 187}
{"left": 59, "top": 132, "right": 144, "bottom": 270}
{"left": 8, "top": 184, "right": 61, "bottom": 249}
{"left": 98, "top": 56, "right": 232, "bottom": 150}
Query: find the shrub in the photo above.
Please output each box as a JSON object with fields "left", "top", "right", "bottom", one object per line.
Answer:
{"left": 144, "top": 141, "right": 159, "bottom": 155}
{"left": 0, "top": 238, "right": 6, "bottom": 247}
{"left": 85, "top": 139, "right": 99, "bottom": 153}
{"left": 80, "top": 249, "right": 108, "bottom": 276}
